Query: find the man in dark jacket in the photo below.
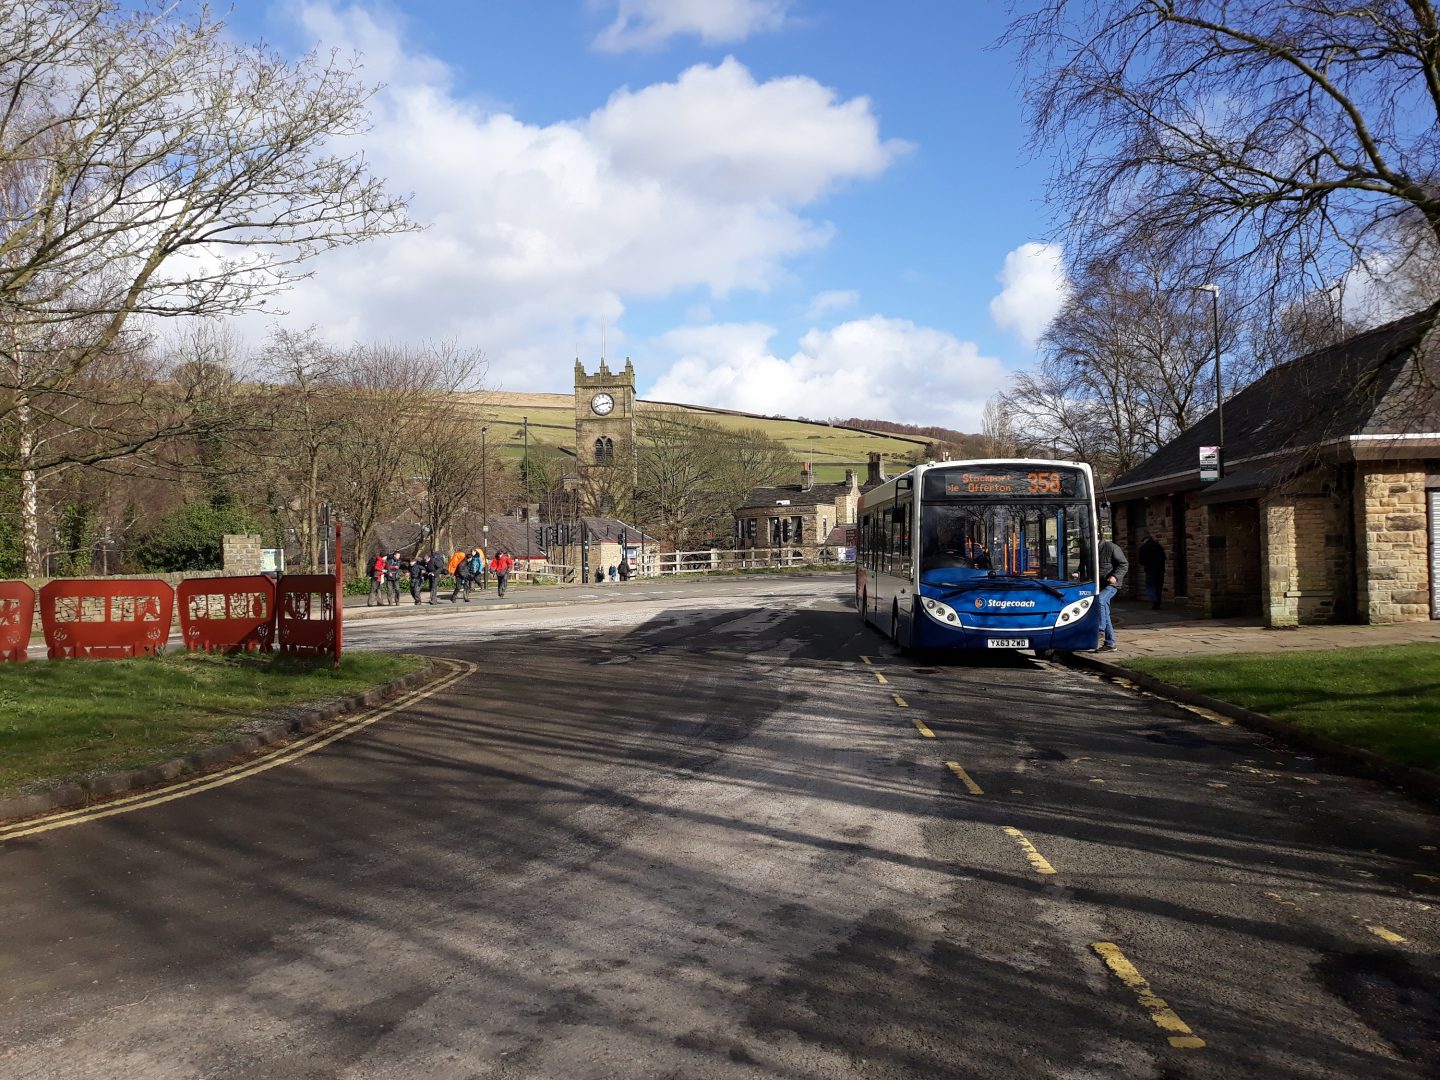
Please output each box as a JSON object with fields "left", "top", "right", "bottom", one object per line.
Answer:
{"left": 427, "top": 551, "right": 446, "bottom": 605}
{"left": 1095, "top": 537, "right": 1129, "bottom": 652}
{"left": 1137, "top": 532, "right": 1166, "bottom": 610}
{"left": 384, "top": 552, "right": 402, "bottom": 606}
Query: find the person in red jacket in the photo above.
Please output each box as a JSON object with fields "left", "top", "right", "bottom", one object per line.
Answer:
{"left": 489, "top": 549, "right": 513, "bottom": 597}
{"left": 367, "top": 552, "right": 387, "bottom": 606}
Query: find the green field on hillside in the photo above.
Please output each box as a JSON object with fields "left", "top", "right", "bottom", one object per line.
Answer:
{"left": 468, "top": 394, "right": 933, "bottom": 481}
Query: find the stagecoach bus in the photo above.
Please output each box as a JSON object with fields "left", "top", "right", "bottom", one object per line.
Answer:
{"left": 856, "top": 459, "right": 1100, "bottom": 655}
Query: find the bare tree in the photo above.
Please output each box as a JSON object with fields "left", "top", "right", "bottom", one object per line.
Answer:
{"left": 630, "top": 415, "right": 795, "bottom": 549}
{"left": 404, "top": 415, "right": 487, "bottom": 558}
{"left": 258, "top": 328, "right": 349, "bottom": 571}
{"left": 330, "top": 340, "right": 487, "bottom": 577}
{"left": 0, "top": 0, "right": 413, "bottom": 424}
{"left": 1006, "top": 2, "right": 1440, "bottom": 322}
{"left": 993, "top": 247, "right": 1232, "bottom": 480}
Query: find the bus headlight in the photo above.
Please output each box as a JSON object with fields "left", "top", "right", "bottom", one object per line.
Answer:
{"left": 1055, "top": 595, "right": 1093, "bottom": 625}
{"left": 920, "top": 595, "right": 961, "bottom": 625}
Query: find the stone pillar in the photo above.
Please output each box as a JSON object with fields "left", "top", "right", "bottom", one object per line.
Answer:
{"left": 222, "top": 534, "right": 264, "bottom": 574}
{"left": 1356, "top": 463, "right": 1431, "bottom": 623}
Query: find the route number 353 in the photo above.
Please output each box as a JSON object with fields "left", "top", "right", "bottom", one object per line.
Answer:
{"left": 1025, "top": 471, "right": 1062, "bottom": 494}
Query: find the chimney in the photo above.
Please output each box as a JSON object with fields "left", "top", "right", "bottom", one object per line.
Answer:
{"left": 866, "top": 452, "right": 886, "bottom": 486}
{"left": 845, "top": 469, "right": 856, "bottom": 490}
{"left": 800, "top": 462, "right": 814, "bottom": 492}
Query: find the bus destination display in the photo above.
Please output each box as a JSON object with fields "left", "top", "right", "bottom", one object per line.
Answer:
{"left": 925, "top": 466, "right": 1085, "bottom": 500}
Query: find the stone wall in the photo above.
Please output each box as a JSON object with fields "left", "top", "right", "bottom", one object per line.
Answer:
{"left": 1356, "top": 463, "right": 1432, "bottom": 623}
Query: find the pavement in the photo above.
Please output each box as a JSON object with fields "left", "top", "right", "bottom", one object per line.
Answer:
{"left": 1101, "top": 596, "right": 1440, "bottom": 658}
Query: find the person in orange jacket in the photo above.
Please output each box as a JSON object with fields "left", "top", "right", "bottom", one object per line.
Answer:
{"left": 489, "top": 549, "right": 513, "bottom": 597}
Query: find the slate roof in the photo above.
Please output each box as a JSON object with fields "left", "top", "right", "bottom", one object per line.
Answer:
{"left": 738, "top": 479, "right": 864, "bottom": 511}
{"left": 1108, "top": 307, "right": 1440, "bottom": 498}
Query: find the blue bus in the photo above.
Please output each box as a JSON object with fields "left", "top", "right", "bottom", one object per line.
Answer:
{"left": 856, "top": 459, "right": 1100, "bottom": 656}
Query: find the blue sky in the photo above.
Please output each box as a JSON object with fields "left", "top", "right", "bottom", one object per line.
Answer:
{"left": 222, "top": 1, "right": 1068, "bottom": 431}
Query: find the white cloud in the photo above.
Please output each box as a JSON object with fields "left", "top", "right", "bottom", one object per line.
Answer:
{"left": 592, "top": 0, "right": 792, "bottom": 52}
{"left": 648, "top": 316, "right": 1008, "bottom": 431}
{"left": 989, "top": 241, "right": 1068, "bottom": 347}
{"left": 805, "top": 289, "right": 859, "bottom": 320}
{"left": 236, "top": 5, "right": 903, "bottom": 394}
{"left": 590, "top": 57, "right": 906, "bottom": 204}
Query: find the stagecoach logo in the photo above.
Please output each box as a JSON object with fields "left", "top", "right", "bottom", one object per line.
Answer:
{"left": 979, "top": 598, "right": 1037, "bottom": 609}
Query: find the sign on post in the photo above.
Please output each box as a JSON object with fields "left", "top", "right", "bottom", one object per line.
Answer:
{"left": 1199, "top": 446, "right": 1221, "bottom": 483}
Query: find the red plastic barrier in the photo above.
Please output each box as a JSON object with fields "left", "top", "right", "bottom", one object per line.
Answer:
{"left": 277, "top": 574, "right": 339, "bottom": 660}
{"left": 39, "top": 579, "right": 174, "bottom": 660}
{"left": 0, "top": 580, "right": 36, "bottom": 662}
{"left": 177, "top": 576, "right": 276, "bottom": 653}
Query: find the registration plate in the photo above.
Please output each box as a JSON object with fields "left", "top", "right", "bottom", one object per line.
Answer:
{"left": 986, "top": 638, "right": 1030, "bottom": 649}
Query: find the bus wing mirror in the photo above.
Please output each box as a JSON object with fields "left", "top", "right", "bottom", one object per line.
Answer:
{"left": 896, "top": 477, "right": 913, "bottom": 491}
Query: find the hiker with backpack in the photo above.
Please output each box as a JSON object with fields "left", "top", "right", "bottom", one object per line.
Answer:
{"left": 449, "top": 548, "right": 474, "bottom": 603}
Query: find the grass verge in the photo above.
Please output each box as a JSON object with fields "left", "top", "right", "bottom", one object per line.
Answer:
{"left": 0, "top": 650, "right": 426, "bottom": 798}
{"left": 1124, "top": 644, "right": 1440, "bottom": 772}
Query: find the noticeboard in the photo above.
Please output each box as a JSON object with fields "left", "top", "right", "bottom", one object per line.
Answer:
{"left": 1199, "top": 446, "right": 1221, "bottom": 483}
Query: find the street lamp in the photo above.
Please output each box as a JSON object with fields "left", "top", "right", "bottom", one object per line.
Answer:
{"left": 522, "top": 415, "right": 531, "bottom": 570}
{"left": 1196, "top": 283, "right": 1224, "bottom": 477}
{"left": 481, "top": 425, "right": 490, "bottom": 590}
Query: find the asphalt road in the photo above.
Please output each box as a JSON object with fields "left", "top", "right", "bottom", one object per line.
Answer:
{"left": 2, "top": 575, "right": 1437, "bottom": 1078}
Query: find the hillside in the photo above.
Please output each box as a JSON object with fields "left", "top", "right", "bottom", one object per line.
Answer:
{"left": 462, "top": 392, "right": 932, "bottom": 482}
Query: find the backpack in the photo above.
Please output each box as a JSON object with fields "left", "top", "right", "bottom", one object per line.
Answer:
{"left": 448, "top": 550, "right": 465, "bottom": 575}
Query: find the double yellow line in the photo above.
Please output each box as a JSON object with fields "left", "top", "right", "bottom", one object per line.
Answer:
{"left": 0, "top": 658, "right": 476, "bottom": 843}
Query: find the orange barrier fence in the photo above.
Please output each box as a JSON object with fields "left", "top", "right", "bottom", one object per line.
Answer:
{"left": 2, "top": 558, "right": 342, "bottom": 667}
{"left": 177, "top": 576, "right": 277, "bottom": 654}
{"left": 39, "top": 579, "right": 174, "bottom": 660}
{"left": 0, "top": 581, "right": 35, "bottom": 662}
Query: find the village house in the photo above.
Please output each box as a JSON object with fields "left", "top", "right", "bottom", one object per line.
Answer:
{"left": 735, "top": 453, "right": 887, "bottom": 562}
{"left": 1104, "top": 309, "right": 1440, "bottom": 626}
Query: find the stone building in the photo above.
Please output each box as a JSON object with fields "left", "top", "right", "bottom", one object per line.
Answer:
{"left": 1104, "top": 310, "right": 1439, "bottom": 625}
{"left": 734, "top": 453, "right": 886, "bottom": 561}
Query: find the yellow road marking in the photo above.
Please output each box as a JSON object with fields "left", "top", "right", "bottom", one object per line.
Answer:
{"left": 0, "top": 659, "right": 476, "bottom": 843}
{"left": 1367, "top": 925, "right": 1406, "bottom": 944}
{"left": 860, "top": 655, "right": 872, "bottom": 665}
{"left": 1002, "top": 826, "right": 1055, "bottom": 874}
{"left": 891, "top": 693, "right": 908, "bottom": 708}
{"left": 1092, "top": 942, "right": 1205, "bottom": 1049}
{"left": 874, "top": 672, "right": 889, "bottom": 684}
{"left": 912, "top": 717, "right": 935, "bottom": 738}
{"left": 947, "top": 761, "right": 983, "bottom": 795}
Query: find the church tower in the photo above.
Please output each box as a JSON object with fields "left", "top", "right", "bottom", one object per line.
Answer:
{"left": 574, "top": 357, "right": 637, "bottom": 514}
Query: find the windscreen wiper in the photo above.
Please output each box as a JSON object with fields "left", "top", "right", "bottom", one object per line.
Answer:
{"left": 984, "top": 572, "right": 1067, "bottom": 600}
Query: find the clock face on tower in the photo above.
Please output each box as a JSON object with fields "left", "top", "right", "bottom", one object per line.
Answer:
{"left": 590, "top": 392, "right": 615, "bottom": 415}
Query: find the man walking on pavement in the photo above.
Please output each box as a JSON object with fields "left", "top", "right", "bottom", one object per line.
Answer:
{"left": 427, "top": 550, "right": 447, "bottom": 605}
{"left": 1095, "top": 535, "right": 1128, "bottom": 652}
{"left": 384, "top": 552, "right": 402, "bottom": 606}
{"left": 367, "top": 551, "right": 387, "bottom": 606}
